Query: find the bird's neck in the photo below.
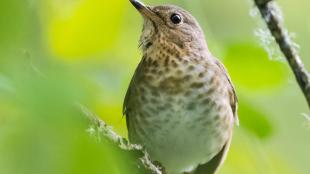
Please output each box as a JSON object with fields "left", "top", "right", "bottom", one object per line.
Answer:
{"left": 141, "top": 37, "right": 211, "bottom": 64}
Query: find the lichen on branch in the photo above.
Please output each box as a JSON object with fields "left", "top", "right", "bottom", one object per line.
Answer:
{"left": 78, "top": 103, "right": 163, "bottom": 174}
{"left": 253, "top": 0, "right": 310, "bottom": 109}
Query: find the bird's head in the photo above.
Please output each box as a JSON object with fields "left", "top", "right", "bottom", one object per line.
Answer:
{"left": 130, "top": 0, "right": 208, "bottom": 55}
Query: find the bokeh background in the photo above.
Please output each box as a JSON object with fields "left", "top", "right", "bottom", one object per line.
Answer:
{"left": 1, "top": 0, "right": 310, "bottom": 173}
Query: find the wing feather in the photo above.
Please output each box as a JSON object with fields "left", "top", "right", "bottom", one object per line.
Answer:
{"left": 123, "top": 61, "right": 144, "bottom": 138}
{"left": 214, "top": 59, "right": 239, "bottom": 125}
{"left": 192, "top": 59, "right": 238, "bottom": 174}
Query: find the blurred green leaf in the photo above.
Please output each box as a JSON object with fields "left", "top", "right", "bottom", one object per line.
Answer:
{"left": 238, "top": 99, "right": 273, "bottom": 139}
{"left": 224, "top": 43, "right": 288, "bottom": 91}
{"left": 0, "top": 61, "right": 146, "bottom": 174}
{"left": 41, "top": 0, "right": 126, "bottom": 58}
{"left": 220, "top": 130, "right": 297, "bottom": 174}
{"left": 0, "top": 0, "right": 37, "bottom": 47}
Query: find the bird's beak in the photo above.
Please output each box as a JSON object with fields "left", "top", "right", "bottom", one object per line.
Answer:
{"left": 130, "top": 0, "right": 159, "bottom": 22}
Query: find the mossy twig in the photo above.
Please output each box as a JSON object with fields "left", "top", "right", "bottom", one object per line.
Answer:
{"left": 78, "top": 103, "right": 162, "bottom": 174}
{"left": 253, "top": 0, "right": 310, "bottom": 109}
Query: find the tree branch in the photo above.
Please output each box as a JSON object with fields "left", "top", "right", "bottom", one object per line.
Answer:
{"left": 253, "top": 0, "right": 310, "bottom": 108}
{"left": 78, "top": 103, "right": 163, "bottom": 174}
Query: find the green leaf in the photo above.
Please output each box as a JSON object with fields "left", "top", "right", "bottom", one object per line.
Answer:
{"left": 238, "top": 99, "right": 273, "bottom": 139}
{"left": 0, "top": 62, "right": 146, "bottom": 174}
{"left": 41, "top": 0, "right": 126, "bottom": 58}
{"left": 221, "top": 131, "right": 297, "bottom": 174}
{"left": 223, "top": 43, "right": 288, "bottom": 91}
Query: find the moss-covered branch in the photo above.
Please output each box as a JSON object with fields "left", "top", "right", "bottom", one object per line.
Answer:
{"left": 253, "top": 0, "right": 310, "bottom": 109}
{"left": 78, "top": 103, "right": 163, "bottom": 174}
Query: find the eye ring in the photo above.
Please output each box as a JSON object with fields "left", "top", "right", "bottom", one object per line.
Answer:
{"left": 170, "top": 13, "right": 182, "bottom": 24}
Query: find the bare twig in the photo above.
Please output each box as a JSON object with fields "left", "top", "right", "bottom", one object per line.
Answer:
{"left": 253, "top": 0, "right": 310, "bottom": 108}
{"left": 77, "top": 103, "right": 162, "bottom": 174}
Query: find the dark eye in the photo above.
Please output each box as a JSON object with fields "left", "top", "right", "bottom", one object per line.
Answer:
{"left": 170, "top": 13, "right": 182, "bottom": 24}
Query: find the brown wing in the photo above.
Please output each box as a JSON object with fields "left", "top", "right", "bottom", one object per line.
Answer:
{"left": 123, "top": 61, "right": 143, "bottom": 139}
{"left": 192, "top": 59, "right": 238, "bottom": 174}
{"left": 123, "top": 61, "right": 144, "bottom": 114}
{"left": 214, "top": 59, "right": 239, "bottom": 125}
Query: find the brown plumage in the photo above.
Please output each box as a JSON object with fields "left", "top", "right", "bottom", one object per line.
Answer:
{"left": 124, "top": 1, "right": 238, "bottom": 173}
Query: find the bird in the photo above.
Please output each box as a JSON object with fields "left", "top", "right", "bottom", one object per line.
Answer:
{"left": 124, "top": 0, "right": 238, "bottom": 173}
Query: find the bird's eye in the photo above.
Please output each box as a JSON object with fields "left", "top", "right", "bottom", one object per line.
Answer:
{"left": 170, "top": 13, "right": 182, "bottom": 24}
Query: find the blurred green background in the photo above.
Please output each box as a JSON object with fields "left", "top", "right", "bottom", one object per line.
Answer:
{"left": 0, "top": 0, "right": 310, "bottom": 173}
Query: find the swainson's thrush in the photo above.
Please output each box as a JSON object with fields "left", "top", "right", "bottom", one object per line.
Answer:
{"left": 124, "top": 1, "right": 238, "bottom": 173}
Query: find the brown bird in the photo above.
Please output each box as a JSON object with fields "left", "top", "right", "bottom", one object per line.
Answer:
{"left": 124, "top": 0, "right": 238, "bottom": 173}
